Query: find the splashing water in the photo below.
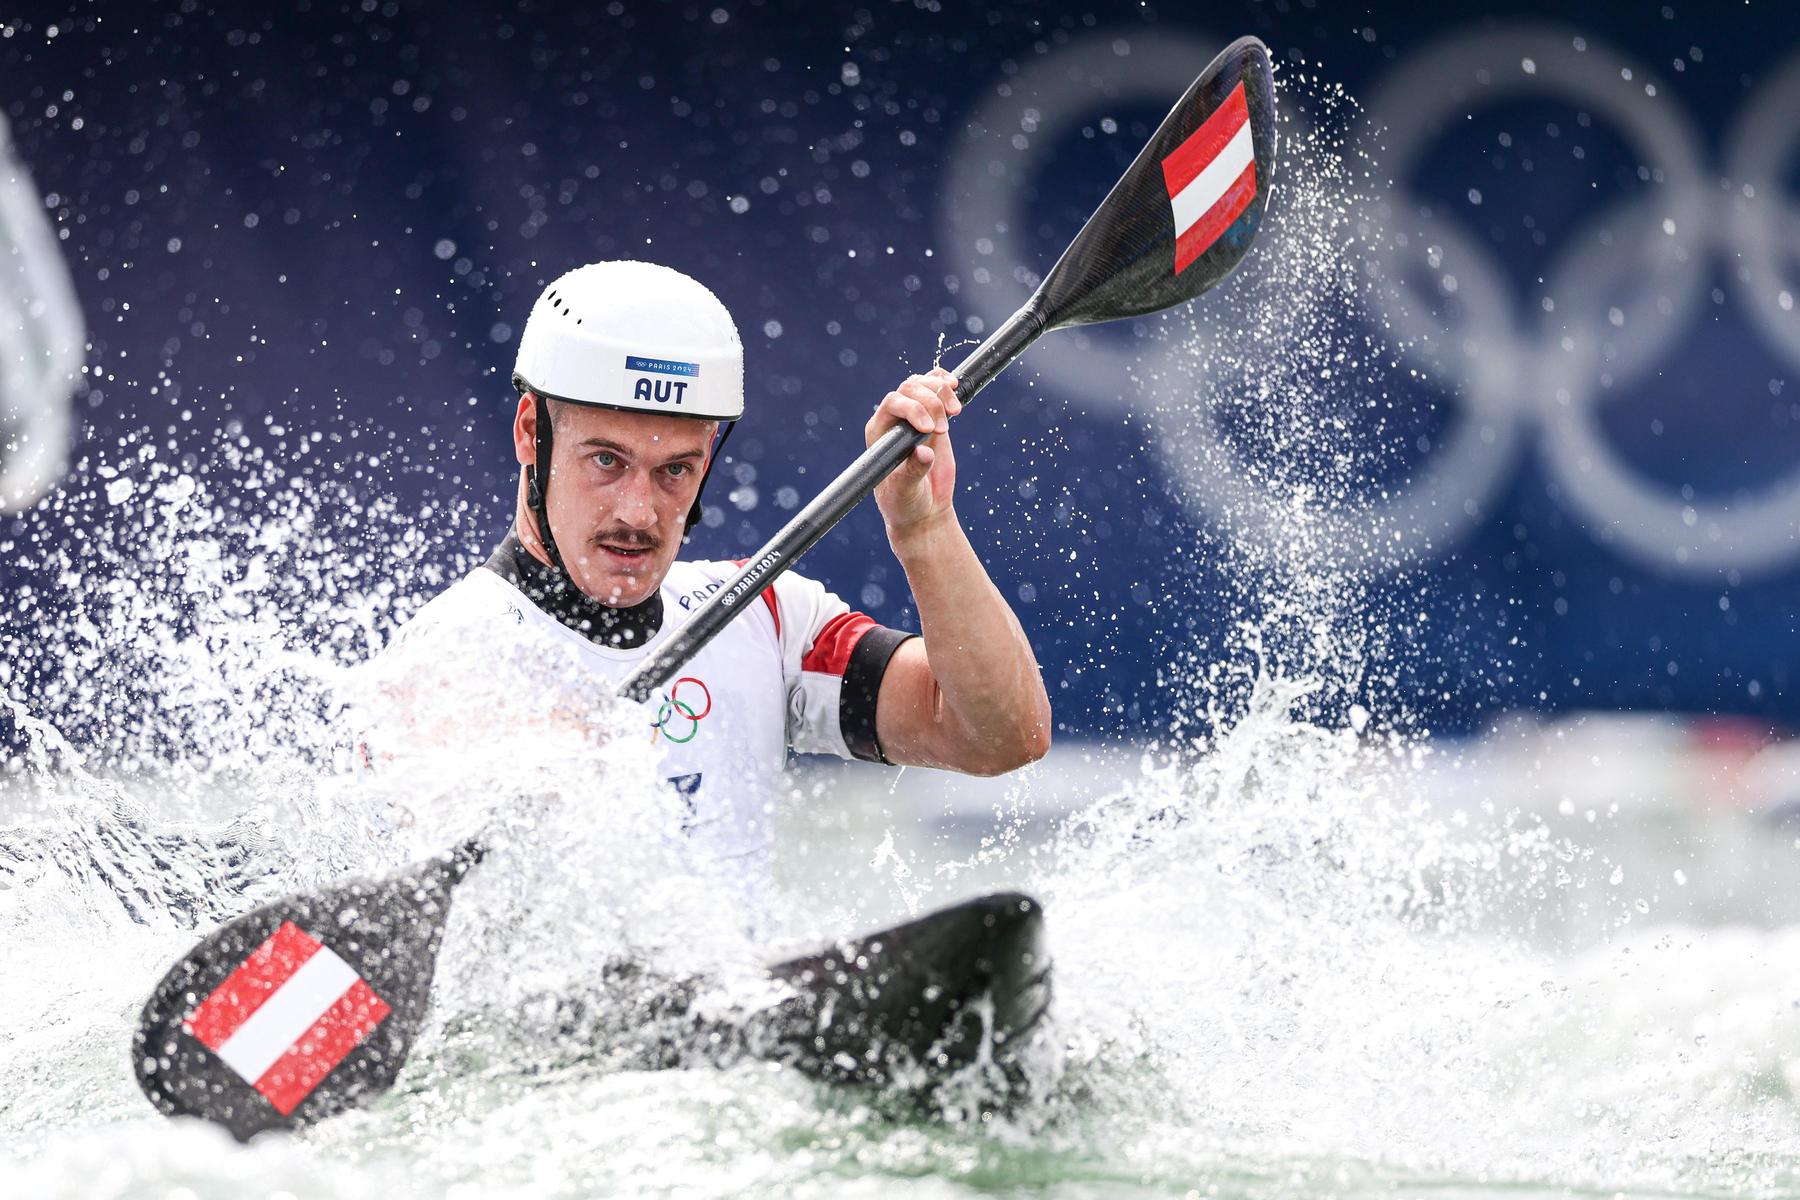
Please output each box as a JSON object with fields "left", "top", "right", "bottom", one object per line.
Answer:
{"left": 5, "top": 72, "right": 1800, "bottom": 1200}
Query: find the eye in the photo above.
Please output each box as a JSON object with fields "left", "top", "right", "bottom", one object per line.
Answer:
{"left": 593, "top": 451, "right": 618, "bottom": 468}
{"left": 666, "top": 462, "right": 692, "bottom": 478}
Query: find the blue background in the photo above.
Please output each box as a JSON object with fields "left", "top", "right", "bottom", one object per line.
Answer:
{"left": 3, "top": 0, "right": 1799, "bottom": 741}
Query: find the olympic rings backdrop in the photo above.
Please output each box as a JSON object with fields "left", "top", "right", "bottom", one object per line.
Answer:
{"left": 3, "top": 1, "right": 1798, "bottom": 738}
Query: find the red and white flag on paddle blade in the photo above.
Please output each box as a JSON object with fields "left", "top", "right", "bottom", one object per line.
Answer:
{"left": 182, "top": 921, "right": 392, "bottom": 1115}
{"left": 1161, "top": 80, "right": 1258, "bottom": 274}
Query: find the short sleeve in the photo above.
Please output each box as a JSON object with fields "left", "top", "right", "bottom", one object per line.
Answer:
{"left": 766, "top": 570, "right": 915, "bottom": 762}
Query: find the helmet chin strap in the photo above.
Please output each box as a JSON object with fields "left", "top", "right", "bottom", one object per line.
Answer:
{"left": 524, "top": 392, "right": 736, "bottom": 578}
{"left": 686, "top": 419, "right": 735, "bottom": 536}
{"left": 525, "top": 391, "right": 568, "bottom": 574}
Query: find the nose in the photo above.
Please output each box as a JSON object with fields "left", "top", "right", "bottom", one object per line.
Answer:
{"left": 614, "top": 468, "right": 658, "bottom": 531}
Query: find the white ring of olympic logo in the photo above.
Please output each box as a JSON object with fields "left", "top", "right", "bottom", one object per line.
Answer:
{"left": 944, "top": 23, "right": 1800, "bottom": 577}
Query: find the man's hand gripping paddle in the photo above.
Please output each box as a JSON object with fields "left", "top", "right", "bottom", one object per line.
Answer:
{"left": 617, "top": 34, "right": 1278, "bottom": 703}
{"left": 133, "top": 36, "right": 1276, "bottom": 1138}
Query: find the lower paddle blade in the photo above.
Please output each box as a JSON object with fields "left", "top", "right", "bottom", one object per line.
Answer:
{"left": 132, "top": 840, "right": 480, "bottom": 1141}
{"left": 1036, "top": 35, "right": 1278, "bottom": 329}
{"left": 756, "top": 892, "right": 1052, "bottom": 1093}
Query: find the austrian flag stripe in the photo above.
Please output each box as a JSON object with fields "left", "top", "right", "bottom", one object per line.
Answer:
{"left": 182, "top": 921, "right": 391, "bottom": 1116}
{"left": 1161, "top": 80, "right": 1257, "bottom": 274}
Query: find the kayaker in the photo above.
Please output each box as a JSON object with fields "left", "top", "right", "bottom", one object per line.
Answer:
{"left": 360, "top": 260, "right": 1051, "bottom": 892}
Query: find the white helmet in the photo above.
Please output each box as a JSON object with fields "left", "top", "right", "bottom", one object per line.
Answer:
{"left": 512, "top": 260, "right": 744, "bottom": 420}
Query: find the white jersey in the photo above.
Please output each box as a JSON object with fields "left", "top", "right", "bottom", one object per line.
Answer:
{"left": 357, "top": 534, "right": 912, "bottom": 890}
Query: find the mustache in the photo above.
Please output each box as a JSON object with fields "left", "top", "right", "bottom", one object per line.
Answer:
{"left": 588, "top": 529, "right": 660, "bottom": 551}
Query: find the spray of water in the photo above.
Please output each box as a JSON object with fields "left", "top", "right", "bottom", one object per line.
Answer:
{"left": 4, "top": 67, "right": 1799, "bottom": 1200}
{"left": 984, "top": 68, "right": 1800, "bottom": 1196}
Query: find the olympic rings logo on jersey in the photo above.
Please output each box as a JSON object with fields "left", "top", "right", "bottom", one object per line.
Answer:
{"left": 651, "top": 676, "right": 713, "bottom": 744}
{"left": 945, "top": 24, "right": 1800, "bottom": 578}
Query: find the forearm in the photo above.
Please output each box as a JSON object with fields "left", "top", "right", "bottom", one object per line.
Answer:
{"left": 888, "top": 510, "right": 1052, "bottom": 764}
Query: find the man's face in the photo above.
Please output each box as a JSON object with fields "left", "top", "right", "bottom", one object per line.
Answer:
{"left": 517, "top": 398, "right": 715, "bottom": 607}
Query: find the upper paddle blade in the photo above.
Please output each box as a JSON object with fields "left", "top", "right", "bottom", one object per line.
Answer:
{"left": 132, "top": 840, "right": 479, "bottom": 1141}
{"left": 1034, "top": 35, "right": 1278, "bottom": 329}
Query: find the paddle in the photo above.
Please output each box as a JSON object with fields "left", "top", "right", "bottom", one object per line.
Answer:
{"left": 135, "top": 837, "right": 1049, "bottom": 1138}
{"left": 133, "top": 35, "right": 1274, "bottom": 1136}
{"left": 133, "top": 840, "right": 484, "bottom": 1141}
{"left": 617, "top": 34, "right": 1278, "bottom": 702}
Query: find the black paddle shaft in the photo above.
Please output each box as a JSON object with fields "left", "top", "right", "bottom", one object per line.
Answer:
{"left": 617, "top": 35, "right": 1276, "bottom": 704}
{"left": 617, "top": 307, "right": 1044, "bottom": 702}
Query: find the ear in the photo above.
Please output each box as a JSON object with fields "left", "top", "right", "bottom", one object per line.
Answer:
{"left": 513, "top": 393, "right": 537, "bottom": 467}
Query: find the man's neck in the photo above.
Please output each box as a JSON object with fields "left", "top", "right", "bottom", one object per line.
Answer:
{"left": 484, "top": 528, "right": 665, "bottom": 650}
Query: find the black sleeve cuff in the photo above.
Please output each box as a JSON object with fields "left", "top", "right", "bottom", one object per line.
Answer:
{"left": 840, "top": 626, "right": 916, "bottom": 764}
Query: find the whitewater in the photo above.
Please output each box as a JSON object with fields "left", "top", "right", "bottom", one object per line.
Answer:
{"left": 6, "top": 71, "right": 1800, "bottom": 1200}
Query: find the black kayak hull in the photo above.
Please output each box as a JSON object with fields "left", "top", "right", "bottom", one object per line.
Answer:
{"left": 136, "top": 868, "right": 1053, "bottom": 1140}
{"left": 755, "top": 891, "right": 1053, "bottom": 1095}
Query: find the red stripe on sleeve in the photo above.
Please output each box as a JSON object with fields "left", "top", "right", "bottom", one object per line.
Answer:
{"left": 183, "top": 921, "right": 324, "bottom": 1050}
{"left": 761, "top": 588, "right": 781, "bottom": 639}
{"left": 728, "top": 559, "right": 781, "bottom": 639}
{"left": 801, "top": 612, "right": 878, "bottom": 677}
{"left": 1172, "top": 159, "right": 1257, "bottom": 273}
{"left": 1159, "top": 81, "right": 1249, "bottom": 197}
{"left": 252, "top": 979, "right": 393, "bottom": 1116}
